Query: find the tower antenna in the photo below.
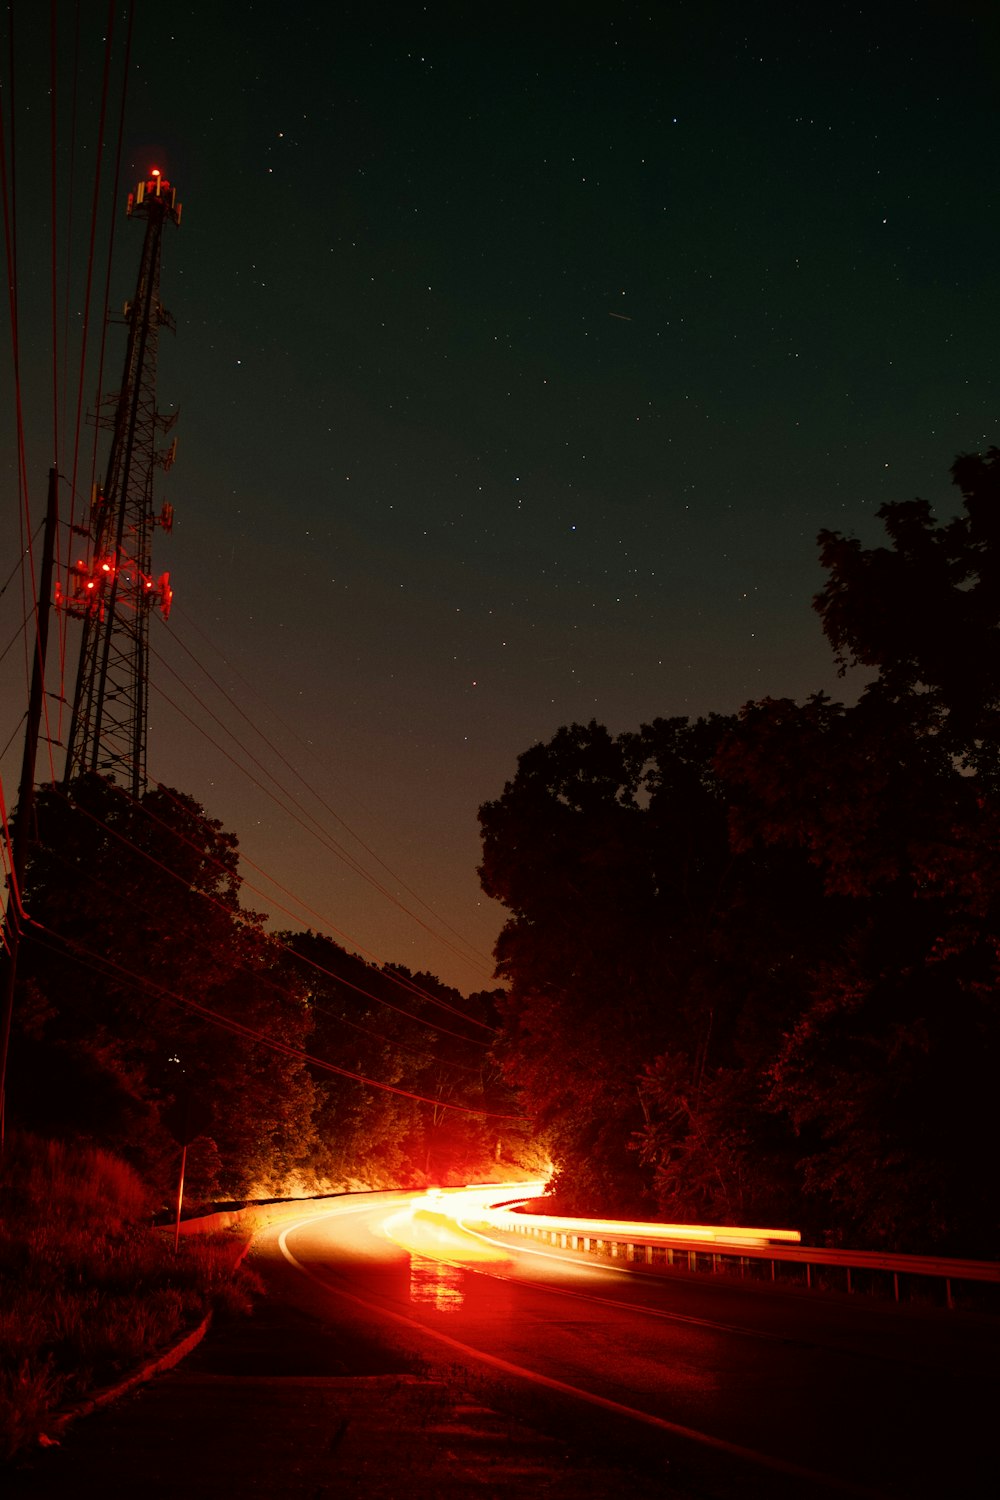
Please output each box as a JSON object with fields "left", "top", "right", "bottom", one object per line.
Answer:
{"left": 62, "top": 168, "right": 181, "bottom": 796}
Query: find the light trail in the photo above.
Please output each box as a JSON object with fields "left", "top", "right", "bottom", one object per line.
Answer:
{"left": 272, "top": 1189, "right": 888, "bottom": 1499}
{"left": 419, "top": 1183, "right": 801, "bottom": 1247}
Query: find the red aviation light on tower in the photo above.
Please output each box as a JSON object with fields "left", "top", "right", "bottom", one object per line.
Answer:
{"left": 58, "top": 555, "right": 118, "bottom": 618}
{"left": 128, "top": 168, "right": 182, "bottom": 225}
{"left": 64, "top": 162, "right": 181, "bottom": 796}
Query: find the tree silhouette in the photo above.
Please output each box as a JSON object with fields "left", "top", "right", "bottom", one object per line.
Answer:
{"left": 481, "top": 450, "right": 1000, "bottom": 1251}
{"left": 816, "top": 446, "right": 1000, "bottom": 782}
{"left": 10, "top": 774, "right": 316, "bottom": 1199}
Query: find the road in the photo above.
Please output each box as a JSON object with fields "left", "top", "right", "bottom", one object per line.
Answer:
{"left": 255, "top": 1187, "right": 996, "bottom": 1499}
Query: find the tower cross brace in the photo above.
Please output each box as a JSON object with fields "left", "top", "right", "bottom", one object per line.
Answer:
{"left": 62, "top": 170, "right": 181, "bottom": 797}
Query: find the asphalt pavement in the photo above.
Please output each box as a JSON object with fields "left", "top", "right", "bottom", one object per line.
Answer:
{"left": 6, "top": 1243, "right": 682, "bottom": 1499}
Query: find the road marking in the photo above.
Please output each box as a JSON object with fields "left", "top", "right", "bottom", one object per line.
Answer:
{"left": 277, "top": 1212, "right": 889, "bottom": 1499}
{"left": 454, "top": 1217, "right": 803, "bottom": 1343}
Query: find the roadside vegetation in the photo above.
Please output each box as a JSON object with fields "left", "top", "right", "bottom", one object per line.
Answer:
{"left": 7, "top": 773, "right": 523, "bottom": 1208}
{"left": 481, "top": 449, "right": 1000, "bottom": 1255}
{"left": 7, "top": 450, "right": 994, "bottom": 1355}
{"left": 0, "top": 1132, "right": 257, "bottom": 1465}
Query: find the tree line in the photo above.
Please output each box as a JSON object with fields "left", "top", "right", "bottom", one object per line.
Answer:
{"left": 7, "top": 448, "right": 997, "bottom": 1253}
{"left": 7, "top": 775, "right": 534, "bottom": 1204}
{"left": 477, "top": 449, "right": 1000, "bottom": 1256}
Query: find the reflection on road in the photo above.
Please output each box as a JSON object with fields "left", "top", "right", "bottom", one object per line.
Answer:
{"left": 406, "top": 1257, "right": 466, "bottom": 1312}
{"left": 272, "top": 1185, "right": 994, "bottom": 1500}
{"left": 380, "top": 1192, "right": 518, "bottom": 1311}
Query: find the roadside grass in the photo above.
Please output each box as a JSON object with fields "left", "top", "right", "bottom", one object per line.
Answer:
{"left": 0, "top": 1132, "right": 259, "bottom": 1464}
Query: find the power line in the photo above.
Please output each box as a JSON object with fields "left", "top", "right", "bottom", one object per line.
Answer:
{"left": 150, "top": 776, "right": 496, "bottom": 1033}
{"left": 17, "top": 781, "right": 493, "bottom": 1085}
{"left": 48, "top": 779, "right": 493, "bottom": 1048}
{"left": 0, "top": 773, "right": 24, "bottom": 929}
{"left": 0, "top": 2, "right": 39, "bottom": 713}
{"left": 0, "top": 522, "right": 43, "bottom": 600}
{"left": 167, "top": 604, "right": 498, "bottom": 963}
{"left": 23, "top": 914, "right": 518, "bottom": 1119}
{"left": 151, "top": 623, "right": 495, "bottom": 980}
{"left": 58, "top": 0, "right": 126, "bottom": 745}
{"left": 144, "top": 674, "right": 499, "bottom": 1027}
{"left": 0, "top": 602, "right": 35, "bottom": 669}
{"left": 307, "top": 996, "right": 487, "bottom": 1075}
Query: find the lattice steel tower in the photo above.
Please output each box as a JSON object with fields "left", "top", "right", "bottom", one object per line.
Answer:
{"left": 62, "top": 169, "right": 181, "bottom": 797}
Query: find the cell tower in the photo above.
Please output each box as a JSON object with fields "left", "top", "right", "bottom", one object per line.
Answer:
{"left": 61, "top": 169, "right": 181, "bottom": 797}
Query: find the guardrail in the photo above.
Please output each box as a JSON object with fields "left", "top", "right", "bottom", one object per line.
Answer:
{"left": 168, "top": 1189, "right": 419, "bottom": 1238}
{"left": 469, "top": 1200, "right": 1000, "bottom": 1311}
{"left": 165, "top": 1186, "right": 1000, "bottom": 1313}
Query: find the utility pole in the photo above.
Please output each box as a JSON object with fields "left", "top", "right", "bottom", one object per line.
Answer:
{"left": 62, "top": 168, "right": 181, "bottom": 796}
{"left": 1, "top": 172, "right": 182, "bottom": 1146}
{"left": 0, "top": 468, "right": 58, "bottom": 1148}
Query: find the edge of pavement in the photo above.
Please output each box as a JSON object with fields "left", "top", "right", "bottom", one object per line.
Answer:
{"left": 40, "top": 1194, "right": 351, "bottom": 1445}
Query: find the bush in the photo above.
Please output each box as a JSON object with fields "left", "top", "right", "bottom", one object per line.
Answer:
{"left": 0, "top": 1133, "right": 254, "bottom": 1465}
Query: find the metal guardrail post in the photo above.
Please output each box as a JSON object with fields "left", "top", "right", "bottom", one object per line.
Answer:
{"left": 472, "top": 1199, "right": 1000, "bottom": 1310}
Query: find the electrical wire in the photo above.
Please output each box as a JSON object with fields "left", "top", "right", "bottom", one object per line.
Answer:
{"left": 0, "top": 3, "right": 39, "bottom": 709}
{"left": 58, "top": 0, "right": 81, "bottom": 455}
{"left": 149, "top": 631, "right": 494, "bottom": 984}
{"left": 140, "top": 787, "right": 495, "bottom": 1043}
{"left": 38, "top": 2, "right": 134, "bottom": 750}
{"left": 148, "top": 774, "right": 495, "bottom": 1033}
{"left": 165, "top": 606, "right": 496, "bottom": 969}
{"left": 0, "top": 772, "right": 25, "bottom": 928}
{"left": 148, "top": 662, "right": 433, "bottom": 935}
{"left": 48, "top": 779, "right": 493, "bottom": 1048}
{"left": 18, "top": 784, "right": 494, "bottom": 1090}
{"left": 0, "top": 9, "right": 509, "bottom": 1118}
{"left": 307, "top": 997, "right": 486, "bottom": 1075}
{"left": 0, "top": 520, "right": 44, "bottom": 600}
{"left": 0, "top": 16, "right": 511, "bottom": 1129}
{"left": 23, "top": 914, "right": 518, "bottom": 1119}
{"left": 0, "top": 603, "right": 36, "bottom": 669}
{"left": 83, "top": 0, "right": 133, "bottom": 522}
{"left": 48, "top": 0, "right": 60, "bottom": 470}
{"left": 0, "top": 716, "right": 27, "bottom": 763}
{"left": 24, "top": 794, "right": 495, "bottom": 1090}
{"left": 5, "top": 11, "right": 495, "bottom": 1011}
{"left": 66, "top": 0, "right": 115, "bottom": 513}
{"left": 145, "top": 674, "right": 498, "bottom": 1025}
{"left": 57, "top": 0, "right": 117, "bottom": 729}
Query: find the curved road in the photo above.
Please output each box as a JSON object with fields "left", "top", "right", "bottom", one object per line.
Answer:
{"left": 252, "top": 1188, "right": 996, "bottom": 1499}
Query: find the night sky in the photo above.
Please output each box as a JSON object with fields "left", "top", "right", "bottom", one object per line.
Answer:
{"left": 2, "top": 2, "right": 998, "bottom": 994}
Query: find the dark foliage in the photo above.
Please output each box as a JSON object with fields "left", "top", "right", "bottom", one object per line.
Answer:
{"left": 7, "top": 777, "right": 518, "bottom": 1202}
{"left": 816, "top": 446, "right": 1000, "bottom": 783}
{"left": 8, "top": 775, "right": 317, "bottom": 1200}
{"left": 480, "top": 451, "right": 1000, "bottom": 1254}
{"left": 274, "top": 931, "right": 519, "bottom": 1184}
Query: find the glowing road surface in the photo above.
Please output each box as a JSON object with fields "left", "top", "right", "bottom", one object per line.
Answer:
{"left": 253, "top": 1187, "right": 995, "bottom": 1499}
